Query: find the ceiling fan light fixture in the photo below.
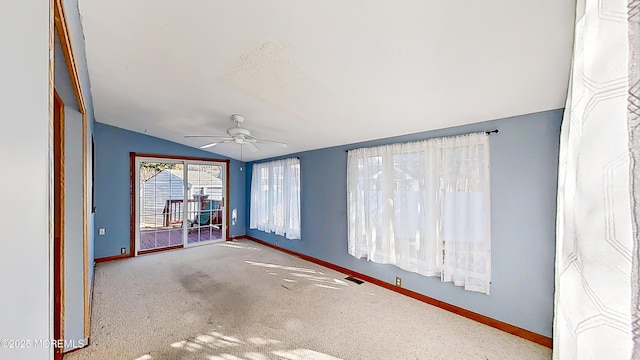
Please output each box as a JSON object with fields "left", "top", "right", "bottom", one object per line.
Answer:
{"left": 227, "top": 127, "right": 251, "bottom": 137}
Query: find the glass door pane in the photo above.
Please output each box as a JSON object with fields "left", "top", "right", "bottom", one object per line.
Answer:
{"left": 138, "top": 160, "right": 185, "bottom": 252}
{"left": 185, "top": 163, "right": 225, "bottom": 245}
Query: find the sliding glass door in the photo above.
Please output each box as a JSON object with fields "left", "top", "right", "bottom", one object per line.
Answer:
{"left": 137, "top": 159, "right": 184, "bottom": 252}
{"left": 135, "top": 156, "right": 227, "bottom": 255}
{"left": 184, "top": 163, "right": 225, "bottom": 247}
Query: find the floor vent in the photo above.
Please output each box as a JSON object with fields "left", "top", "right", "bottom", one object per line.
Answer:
{"left": 345, "top": 276, "right": 364, "bottom": 285}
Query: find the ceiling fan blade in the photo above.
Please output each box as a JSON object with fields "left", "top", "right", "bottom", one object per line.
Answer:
{"left": 259, "top": 139, "right": 288, "bottom": 148}
{"left": 200, "top": 142, "right": 218, "bottom": 149}
{"left": 246, "top": 142, "right": 260, "bottom": 152}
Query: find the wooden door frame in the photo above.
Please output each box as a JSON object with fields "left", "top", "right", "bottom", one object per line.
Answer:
{"left": 53, "top": 0, "right": 91, "bottom": 347}
{"left": 53, "top": 90, "right": 65, "bottom": 360}
{"left": 129, "top": 153, "right": 231, "bottom": 256}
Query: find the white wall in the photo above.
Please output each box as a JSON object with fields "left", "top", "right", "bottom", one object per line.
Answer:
{"left": 0, "top": 1, "right": 52, "bottom": 360}
{"left": 64, "top": 109, "right": 86, "bottom": 350}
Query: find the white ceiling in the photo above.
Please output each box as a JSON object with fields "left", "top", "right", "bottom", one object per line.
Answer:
{"left": 78, "top": 0, "right": 575, "bottom": 161}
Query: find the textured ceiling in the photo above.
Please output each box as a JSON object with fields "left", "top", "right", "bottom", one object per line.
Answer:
{"left": 79, "top": 0, "right": 575, "bottom": 161}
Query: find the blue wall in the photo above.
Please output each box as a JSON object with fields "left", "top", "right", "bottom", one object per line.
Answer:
{"left": 246, "top": 109, "right": 562, "bottom": 337}
{"left": 94, "top": 123, "right": 246, "bottom": 259}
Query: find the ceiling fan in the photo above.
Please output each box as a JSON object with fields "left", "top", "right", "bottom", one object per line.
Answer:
{"left": 184, "top": 114, "right": 287, "bottom": 152}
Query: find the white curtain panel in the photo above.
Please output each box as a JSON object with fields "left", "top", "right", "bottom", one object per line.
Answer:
{"left": 347, "top": 132, "right": 491, "bottom": 294}
{"left": 554, "top": 0, "right": 639, "bottom": 358}
{"left": 440, "top": 135, "right": 492, "bottom": 294}
{"left": 250, "top": 158, "right": 301, "bottom": 239}
{"left": 630, "top": 0, "right": 640, "bottom": 358}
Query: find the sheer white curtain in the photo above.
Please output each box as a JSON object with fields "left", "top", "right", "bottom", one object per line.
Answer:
{"left": 250, "top": 158, "right": 301, "bottom": 239}
{"left": 440, "top": 135, "right": 492, "bottom": 294}
{"left": 347, "top": 132, "right": 491, "bottom": 294}
{"left": 554, "top": 0, "right": 639, "bottom": 358}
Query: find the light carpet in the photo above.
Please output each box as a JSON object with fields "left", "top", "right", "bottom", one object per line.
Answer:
{"left": 65, "top": 239, "right": 550, "bottom": 360}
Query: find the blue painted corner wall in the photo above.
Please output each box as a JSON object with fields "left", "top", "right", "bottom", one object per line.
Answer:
{"left": 94, "top": 123, "right": 246, "bottom": 258}
{"left": 245, "top": 109, "right": 562, "bottom": 338}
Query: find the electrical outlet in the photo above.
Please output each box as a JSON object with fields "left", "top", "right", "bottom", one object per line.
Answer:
{"left": 395, "top": 276, "right": 402, "bottom": 287}
{"left": 120, "top": 248, "right": 126, "bottom": 254}
{"left": 99, "top": 228, "right": 105, "bottom": 235}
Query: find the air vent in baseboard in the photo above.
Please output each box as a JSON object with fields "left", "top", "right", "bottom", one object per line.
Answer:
{"left": 345, "top": 276, "right": 364, "bottom": 285}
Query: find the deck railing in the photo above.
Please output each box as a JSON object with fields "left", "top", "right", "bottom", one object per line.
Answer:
{"left": 162, "top": 199, "right": 223, "bottom": 227}
{"left": 162, "top": 199, "right": 200, "bottom": 227}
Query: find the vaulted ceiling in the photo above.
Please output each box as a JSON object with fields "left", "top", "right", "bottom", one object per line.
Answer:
{"left": 78, "top": 0, "right": 575, "bottom": 161}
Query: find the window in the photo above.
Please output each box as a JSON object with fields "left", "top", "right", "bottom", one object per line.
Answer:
{"left": 347, "top": 132, "right": 491, "bottom": 294}
{"left": 250, "top": 158, "right": 301, "bottom": 239}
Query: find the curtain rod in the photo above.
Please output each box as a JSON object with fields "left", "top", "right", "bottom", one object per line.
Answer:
{"left": 250, "top": 156, "right": 300, "bottom": 163}
{"left": 344, "top": 129, "right": 499, "bottom": 152}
